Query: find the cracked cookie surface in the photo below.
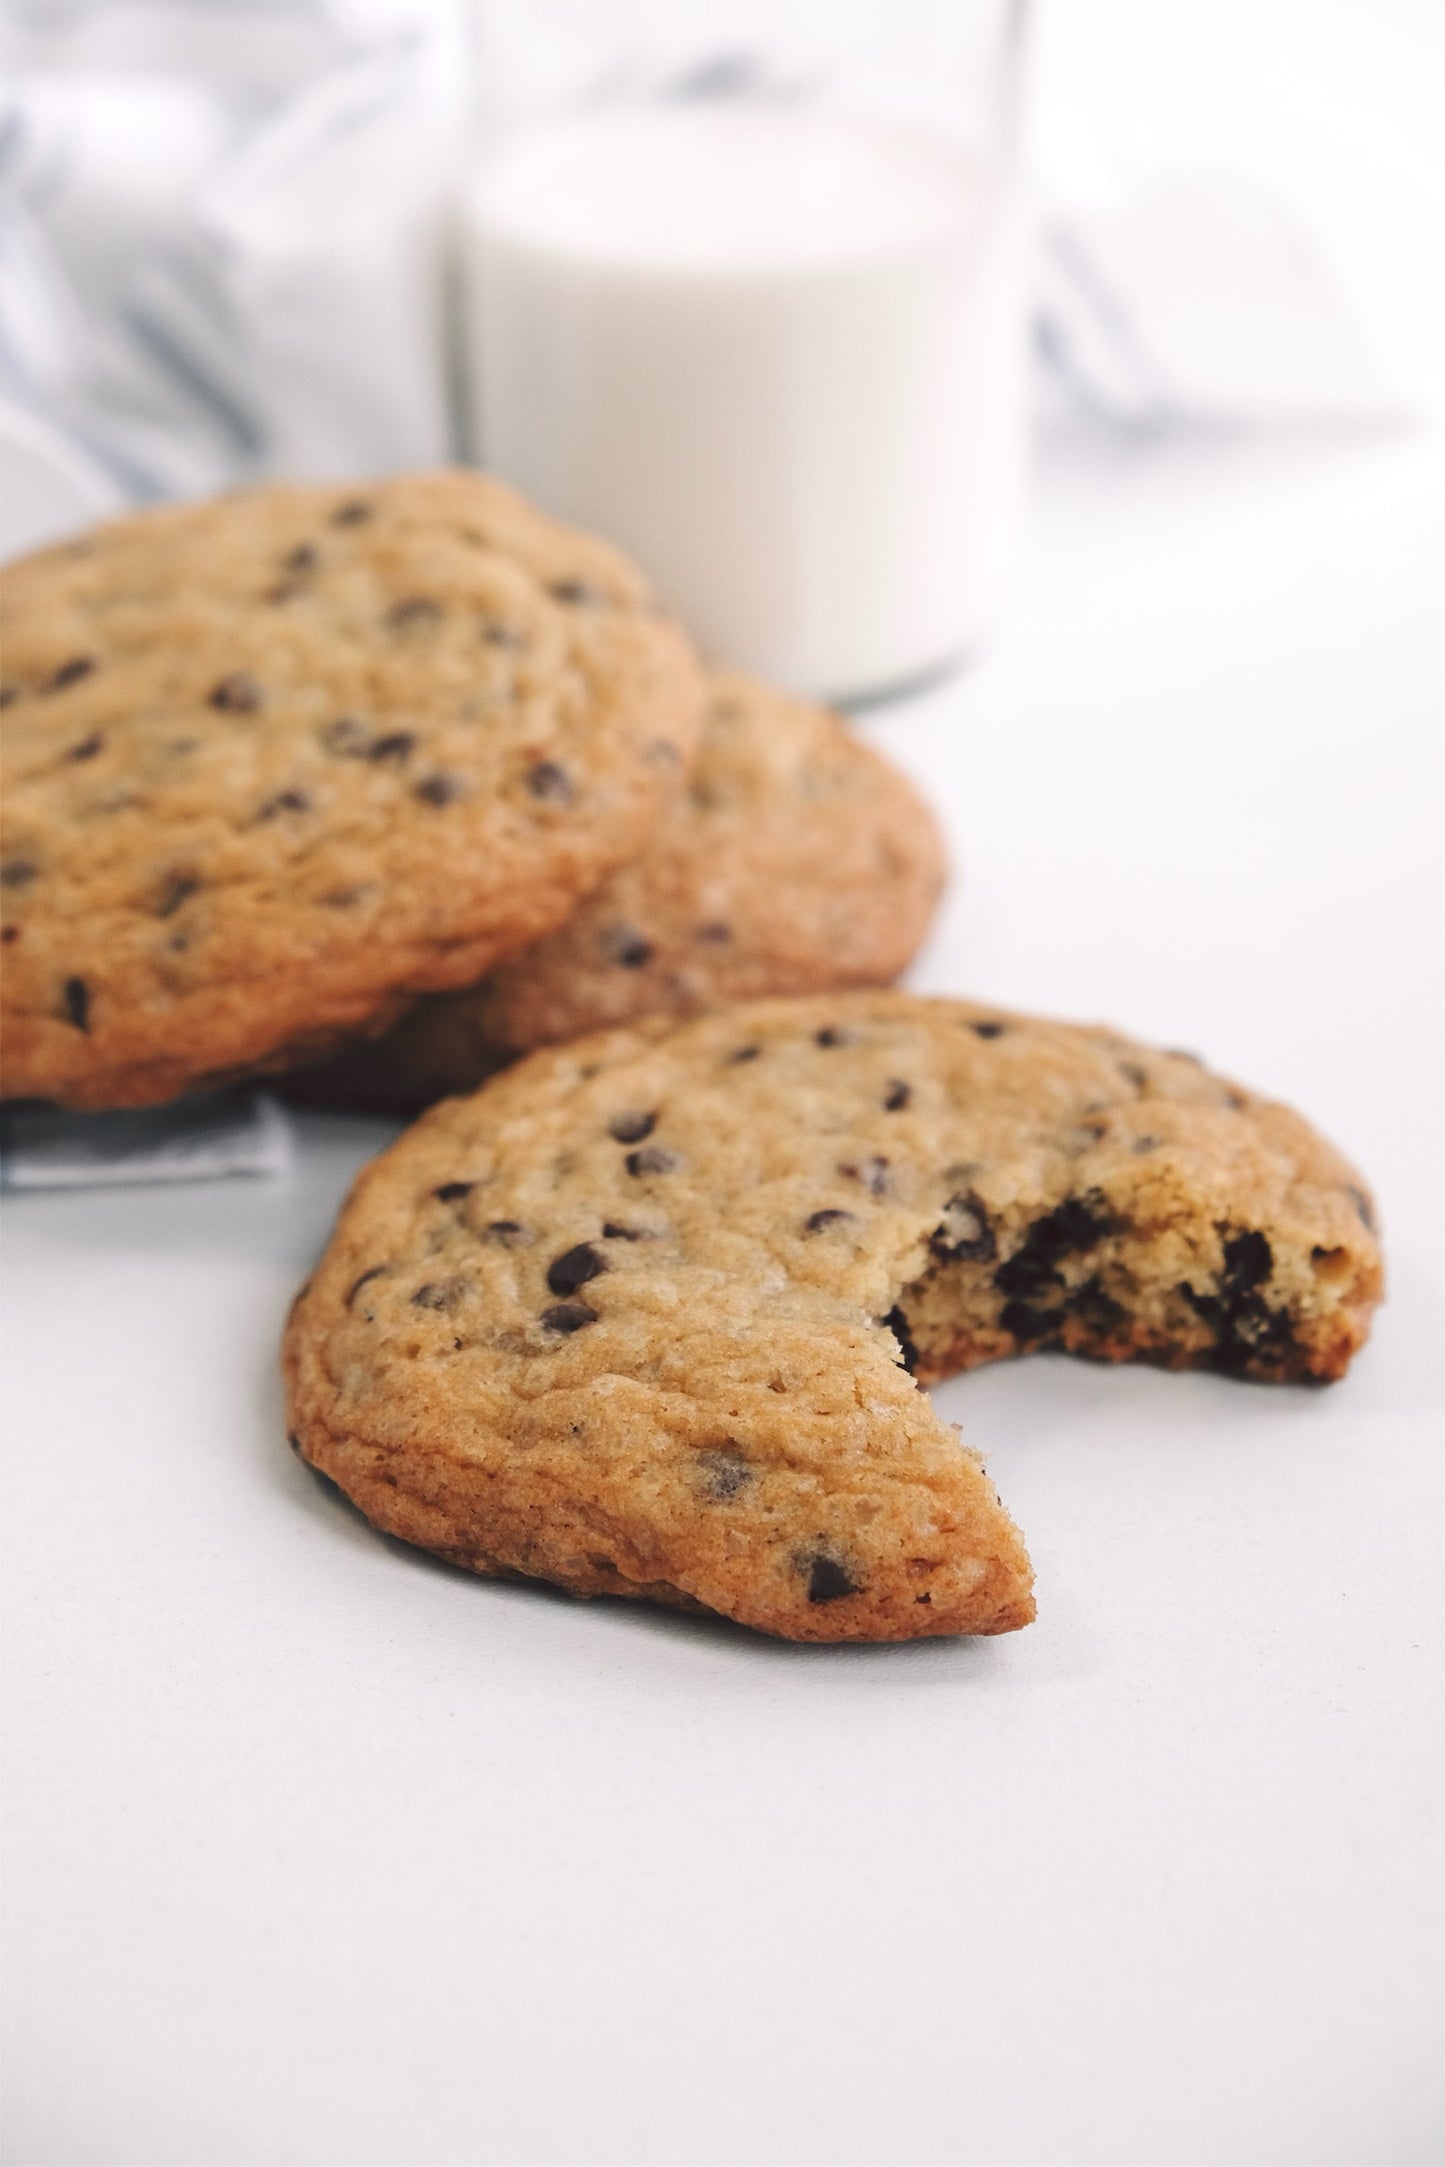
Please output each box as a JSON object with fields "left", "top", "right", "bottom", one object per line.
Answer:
{"left": 282, "top": 670, "right": 947, "bottom": 1110}
{"left": 283, "top": 991, "right": 1381, "bottom": 1643}
{"left": 0, "top": 471, "right": 703, "bottom": 1108}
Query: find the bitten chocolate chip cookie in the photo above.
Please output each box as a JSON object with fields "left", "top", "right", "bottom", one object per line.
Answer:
{"left": 283, "top": 670, "right": 947, "bottom": 1111}
{"left": 0, "top": 472, "right": 703, "bottom": 1108}
{"left": 284, "top": 992, "right": 1382, "bottom": 1643}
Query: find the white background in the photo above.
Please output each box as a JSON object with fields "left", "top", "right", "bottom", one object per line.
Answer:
{"left": 4, "top": 5, "right": 1443, "bottom": 2163}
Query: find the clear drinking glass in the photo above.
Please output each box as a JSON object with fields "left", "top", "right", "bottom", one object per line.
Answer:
{"left": 456, "top": 0, "right": 1030, "bottom": 704}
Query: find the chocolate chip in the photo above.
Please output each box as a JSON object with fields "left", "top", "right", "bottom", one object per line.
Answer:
{"left": 482, "top": 621, "right": 523, "bottom": 648}
{"left": 697, "top": 1448, "right": 751, "bottom": 1500}
{"left": 484, "top": 1219, "right": 528, "bottom": 1246}
{"left": 265, "top": 580, "right": 303, "bottom": 604}
{"left": 1068, "top": 1276, "right": 1127, "bottom": 1334}
{"left": 883, "top": 1079, "right": 911, "bottom": 1111}
{"left": 608, "top": 1109, "right": 656, "bottom": 1144}
{"left": 1226, "top": 1307, "right": 1301, "bottom": 1377}
{"left": 695, "top": 921, "right": 731, "bottom": 945}
{"left": 547, "top": 578, "right": 605, "bottom": 604}
{"left": 367, "top": 732, "right": 415, "bottom": 763}
{"left": 1348, "top": 1185, "right": 1376, "bottom": 1235}
{"left": 1000, "top": 1299, "right": 1059, "bottom": 1345}
{"left": 994, "top": 1195, "right": 1114, "bottom": 1297}
{"left": 0, "top": 685, "right": 16, "bottom": 707}
{"left": 1066, "top": 1119, "right": 1108, "bottom": 1153}
{"left": 414, "top": 774, "right": 461, "bottom": 807}
{"left": 62, "top": 976, "right": 89, "bottom": 1031}
{"left": 839, "top": 1155, "right": 889, "bottom": 1197}
{"left": 1119, "top": 1061, "right": 1147, "bottom": 1089}
{"left": 1, "top": 860, "right": 38, "bottom": 888}
{"left": 601, "top": 1222, "right": 644, "bottom": 1241}
{"left": 387, "top": 597, "right": 442, "bottom": 628}
{"left": 547, "top": 1242, "right": 608, "bottom": 1297}
{"left": 210, "top": 673, "right": 262, "bottom": 713}
{"left": 972, "top": 1021, "right": 1006, "bottom": 1040}
{"left": 540, "top": 1300, "right": 597, "bottom": 1334}
{"left": 815, "top": 1026, "right": 853, "bottom": 1047}
{"left": 433, "top": 1181, "right": 473, "bottom": 1202}
{"left": 526, "top": 760, "right": 574, "bottom": 803}
{"left": 411, "top": 1278, "right": 467, "bottom": 1312}
{"left": 1, "top": 926, "right": 18, "bottom": 944}
{"left": 804, "top": 1208, "right": 855, "bottom": 1234}
{"left": 154, "top": 871, "right": 200, "bottom": 917}
{"left": 1177, "top": 1229, "right": 1290, "bottom": 1377}
{"left": 320, "top": 717, "right": 369, "bottom": 755}
{"left": 806, "top": 1555, "right": 858, "bottom": 1603}
{"left": 330, "top": 499, "right": 373, "bottom": 525}
{"left": 626, "top": 1145, "right": 677, "bottom": 1178}
{"left": 930, "top": 1190, "right": 996, "bottom": 1263}
{"left": 66, "top": 732, "right": 104, "bottom": 762}
{"left": 257, "top": 788, "right": 311, "bottom": 820}
{"left": 883, "top": 1305, "right": 920, "bottom": 1374}
{"left": 1221, "top": 1229, "right": 1273, "bottom": 1294}
{"left": 282, "top": 543, "right": 318, "bottom": 573}
{"left": 346, "top": 1265, "right": 387, "bottom": 1308}
{"left": 726, "top": 1045, "right": 760, "bottom": 1064}
{"left": 604, "top": 925, "right": 654, "bottom": 969}
{"left": 1181, "top": 1276, "right": 1300, "bottom": 1379}
{"left": 47, "top": 656, "right": 96, "bottom": 693}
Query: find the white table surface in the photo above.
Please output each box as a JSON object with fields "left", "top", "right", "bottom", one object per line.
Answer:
{"left": 5, "top": 17, "right": 1444, "bottom": 2167}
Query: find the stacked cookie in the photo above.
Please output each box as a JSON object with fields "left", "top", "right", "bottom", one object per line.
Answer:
{"left": 0, "top": 473, "right": 942, "bottom": 1110}
{"left": 1, "top": 469, "right": 1384, "bottom": 1645}
{"left": 283, "top": 667, "right": 945, "bottom": 1109}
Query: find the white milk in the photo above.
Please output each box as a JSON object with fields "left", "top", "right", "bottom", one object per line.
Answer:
{"left": 458, "top": 106, "right": 1025, "bottom": 701}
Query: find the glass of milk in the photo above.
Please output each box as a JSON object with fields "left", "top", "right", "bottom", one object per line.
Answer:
{"left": 457, "top": 1, "right": 1030, "bottom": 704}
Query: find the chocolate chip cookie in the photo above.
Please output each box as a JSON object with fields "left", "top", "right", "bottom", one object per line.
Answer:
{"left": 282, "top": 670, "right": 947, "bottom": 1111}
{"left": 0, "top": 472, "right": 704, "bottom": 1108}
{"left": 283, "top": 992, "right": 1381, "bottom": 1643}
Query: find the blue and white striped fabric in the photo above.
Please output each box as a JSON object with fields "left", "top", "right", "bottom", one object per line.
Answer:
{"left": 0, "top": 0, "right": 459, "bottom": 511}
{"left": 0, "top": 1090, "right": 293, "bottom": 1191}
